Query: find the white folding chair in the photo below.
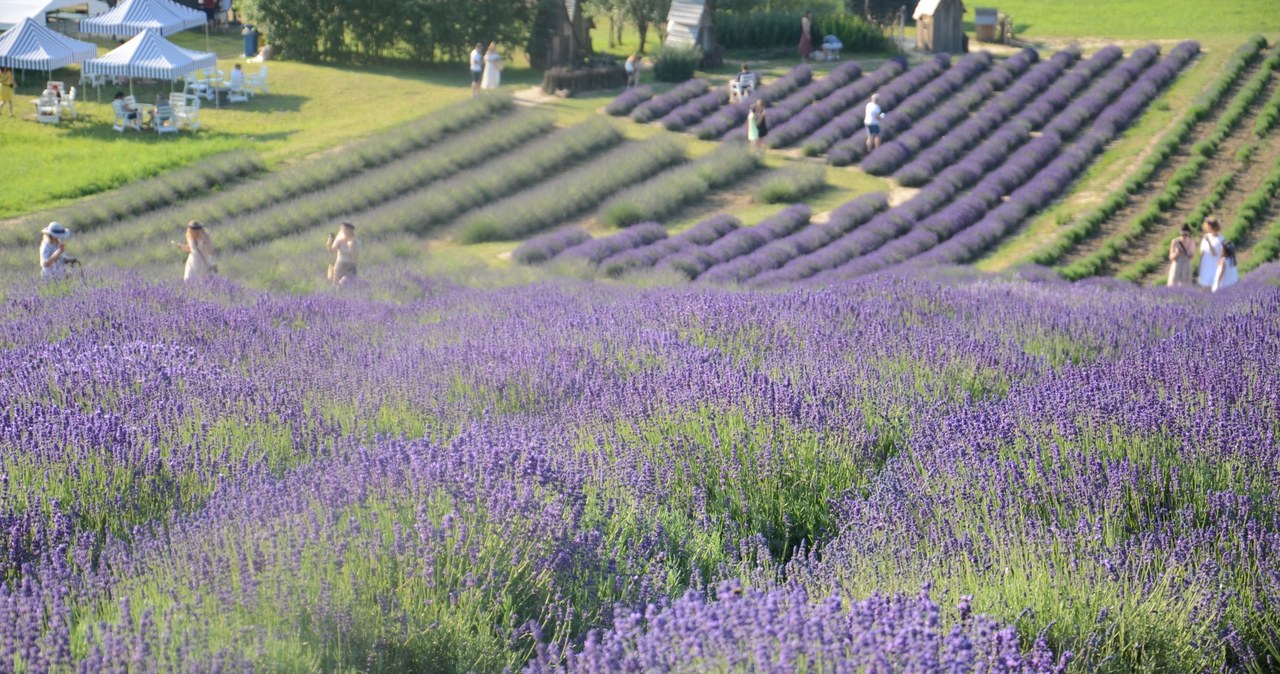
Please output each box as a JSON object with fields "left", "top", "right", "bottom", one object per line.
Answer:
{"left": 35, "top": 95, "right": 61, "bottom": 124}
{"left": 111, "top": 98, "right": 141, "bottom": 132}
{"left": 246, "top": 66, "right": 268, "bottom": 95}
{"left": 730, "top": 72, "right": 757, "bottom": 103}
{"left": 59, "top": 86, "right": 77, "bottom": 119}
{"left": 175, "top": 96, "right": 201, "bottom": 131}
{"left": 154, "top": 104, "right": 179, "bottom": 136}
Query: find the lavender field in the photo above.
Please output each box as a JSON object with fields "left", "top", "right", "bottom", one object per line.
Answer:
{"left": 2, "top": 262, "right": 1279, "bottom": 673}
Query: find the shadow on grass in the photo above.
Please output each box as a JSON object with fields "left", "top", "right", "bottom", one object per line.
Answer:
{"left": 219, "top": 93, "right": 309, "bottom": 113}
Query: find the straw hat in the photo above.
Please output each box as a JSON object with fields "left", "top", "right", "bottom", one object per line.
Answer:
{"left": 41, "top": 222, "right": 71, "bottom": 239}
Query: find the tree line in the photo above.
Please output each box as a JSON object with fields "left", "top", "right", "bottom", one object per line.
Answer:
{"left": 232, "top": 0, "right": 899, "bottom": 64}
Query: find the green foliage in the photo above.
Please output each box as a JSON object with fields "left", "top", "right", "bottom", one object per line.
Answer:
{"left": 235, "top": 0, "right": 535, "bottom": 63}
{"left": 715, "top": 11, "right": 890, "bottom": 53}
{"left": 599, "top": 143, "right": 760, "bottom": 226}
{"left": 756, "top": 162, "right": 827, "bottom": 204}
{"left": 458, "top": 135, "right": 685, "bottom": 242}
{"left": 652, "top": 45, "right": 703, "bottom": 82}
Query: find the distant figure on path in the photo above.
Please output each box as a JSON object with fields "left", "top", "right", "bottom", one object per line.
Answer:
{"left": 1213, "top": 240, "right": 1238, "bottom": 293}
{"left": 0, "top": 68, "right": 15, "bottom": 118}
{"left": 865, "top": 93, "right": 885, "bottom": 151}
{"left": 1166, "top": 225, "right": 1195, "bottom": 287}
{"left": 172, "top": 220, "right": 217, "bottom": 282}
{"left": 39, "top": 222, "right": 77, "bottom": 280}
{"left": 750, "top": 100, "right": 768, "bottom": 152}
{"left": 626, "top": 53, "right": 640, "bottom": 87}
{"left": 799, "top": 12, "right": 813, "bottom": 61}
{"left": 470, "top": 43, "right": 484, "bottom": 97}
{"left": 1197, "top": 216, "right": 1223, "bottom": 289}
{"left": 481, "top": 43, "right": 503, "bottom": 91}
{"left": 327, "top": 222, "right": 360, "bottom": 286}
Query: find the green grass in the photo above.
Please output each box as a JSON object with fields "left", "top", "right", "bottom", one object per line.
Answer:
{"left": 964, "top": 0, "right": 1280, "bottom": 42}
{"left": 0, "top": 31, "right": 540, "bottom": 221}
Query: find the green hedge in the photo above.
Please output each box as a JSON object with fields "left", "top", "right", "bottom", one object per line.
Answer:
{"left": 716, "top": 12, "right": 891, "bottom": 54}
{"left": 654, "top": 46, "right": 703, "bottom": 82}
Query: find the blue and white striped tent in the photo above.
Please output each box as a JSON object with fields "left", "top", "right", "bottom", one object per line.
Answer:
{"left": 79, "top": 0, "right": 204, "bottom": 38}
{"left": 0, "top": 17, "right": 97, "bottom": 70}
{"left": 83, "top": 29, "right": 214, "bottom": 81}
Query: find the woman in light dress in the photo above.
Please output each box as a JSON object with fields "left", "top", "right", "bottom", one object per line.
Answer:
{"left": 1197, "top": 216, "right": 1223, "bottom": 289}
{"left": 1213, "top": 240, "right": 1238, "bottom": 292}
{"left": 481, "top": 42, "right": 503, "bottom": 91}
{"left": 326, "top": 222, "right": 360, "bottom": 286}
{"left": 1166, "top": 225, "right": 1195, "bottom": 287}
{"left": 39, "top": 222, "right": 77, "bottom": 280}
{"left": 747, "top": 101, "right": 762, "bottom": 152}
{"left": 172, "top": 220, "right": 216, "bottom": 282}
{"left": 798, "top": 12, "right": 813, "bottom": 61}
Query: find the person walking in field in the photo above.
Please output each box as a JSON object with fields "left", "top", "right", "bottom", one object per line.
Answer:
{"left": 171, "top": 220, "right": 217, "bottom": 282}
{"left": 1167, "top": 225, "right": 1195, "bottom": 287}
{"left": 326, "top": 222, "right": 360, "bottom": 286}
{"left": 481, "top": 42, "right": 503, "bottom": 91}
{"left": 0, "top": 67, "right": 15, "bottom": 119}
{"left": 749, "top": 99, "right": 768, "bottom": 153}
{"left": 625, "top": 53, "right": 640, "bottom": 87}
{"left": 1197, "top": 216, "right": 1224, "bottom": 289}
{"left": 1213, "top": 240, "right": 1239, "bottom": 293}
{"left": 865, "top": 93, "right": 885, "bottom": 152}
{"left": 798, "top": 12, "right": 813, "bottom": 62}
{"left": 470, "top": 43, "right": 484, "bottom": 97}
{"left": 39, "top": 222, "right": 77, "bottom": 280}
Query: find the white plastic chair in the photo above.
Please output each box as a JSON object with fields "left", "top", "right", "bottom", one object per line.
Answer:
{"left": 111, "top": 98, "right": 141, "bottom": 132}
{"left": 34, "top": 94, "right": 61, "bottom": 124}
{"left": 821, "top": 36, "right": 843, "bottom": 61}
{"left": 175, "top": 96, "right": 201, "bottom": 131}
{"left": 730, "top": 72, "right": 757, "bottom": 103}
{"left": 154, "top": 103, "right": 179, "bottom": 136}
{"left": 59, "top": 87, "right": 77, "bottom": 119}
{"left": 246, "top": 66, "right": 268, "bottom": 94}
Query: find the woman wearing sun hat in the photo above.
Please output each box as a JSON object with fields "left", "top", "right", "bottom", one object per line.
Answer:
{"left": 39, "top": 222, "right": 77, "bottom": 280}
{"left": 171, "top": 220, "right": 217, "bottom": 282}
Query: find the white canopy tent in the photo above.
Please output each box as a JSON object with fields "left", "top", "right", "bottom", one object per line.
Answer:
{"left": 79, "top": 0, "right": 204, "bottom": 37}
{"left": 82, "top": 28, "right": 214, "bottom": 96}
{"left": 0, "top": 0, "right": 107, "bottom": 30}
{"left": 0, "top": 16, "right": 96, "bottom": 69}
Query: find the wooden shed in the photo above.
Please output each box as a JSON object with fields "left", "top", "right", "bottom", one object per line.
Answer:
{"left": 545, "top": 0, "right": 588, "bottom": 68}
{"left": 914, "top": 0, "right": 965, "bottom": 54}
{"left": 665, "top": 0, "right": 720, "bottom": 66}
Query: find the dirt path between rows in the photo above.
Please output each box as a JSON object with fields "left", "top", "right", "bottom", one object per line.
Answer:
{"left": 1116, "top": 65, "right": 1280, "bottom": 280}
{"left": 1055, "top": 50, "right": 1270, "bottom": 271}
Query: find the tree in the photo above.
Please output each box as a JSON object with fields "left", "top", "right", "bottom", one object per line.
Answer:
{"left": 625, "top": 0, "right": 669, "bottom": 53}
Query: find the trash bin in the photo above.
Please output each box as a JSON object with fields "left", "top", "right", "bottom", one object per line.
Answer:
{"left": 243, "top": 25, "right": 258, "bottom": 58}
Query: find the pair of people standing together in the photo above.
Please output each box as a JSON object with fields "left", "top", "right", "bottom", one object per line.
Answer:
{"left": 1167, "top": 216, "right": 1237, "bottom": 292}
{"left": 470, "top": 43, "right": 503, "bottom": 96}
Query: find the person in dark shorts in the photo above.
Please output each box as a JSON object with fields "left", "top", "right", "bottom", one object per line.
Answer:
{"left": 864, "top": 93, "right": 885, "bottom": 152}
{"left": 470, "top": 43, "right": 484, "bottom": 97}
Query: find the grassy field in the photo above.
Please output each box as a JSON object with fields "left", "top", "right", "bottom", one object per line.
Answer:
{"left": 966, "top": 0, "right": 1280, "bottom": 43}
{"left": 0, "top": 31, "right": 540, "bottom": 220}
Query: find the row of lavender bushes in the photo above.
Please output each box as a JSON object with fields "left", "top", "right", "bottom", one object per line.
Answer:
{"left": 630, "top": 79, "right": 709, "bottom": 123}
{"left": 859, "top": 47, "right": 1040, "bottom": 176}
{"left": 599, "top": 143, "right": 760, "bottom": 227}
{"left": 690, "top": 64, "right": 815, "bottom": 140}
{"left": 764, "top": 59, "right": 905, "bottom": 149}
{"left": 827, "top": 51, "right": 996, "bottom": 166}
{"left": 662, "top": 205, "right": 812, "bottom": 280}
{"left": 800, "top": 55, "right": 947, "bottom": 157}
{"left": 717, "top": 62, "right": 864, "bottom": 143}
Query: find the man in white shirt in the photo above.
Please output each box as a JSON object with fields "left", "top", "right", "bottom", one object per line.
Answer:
{"left": 470, "top": 43, "right": 484, "bottom": 97}
{"left": 865, "top": 93, "right": 885, "bottom": 151}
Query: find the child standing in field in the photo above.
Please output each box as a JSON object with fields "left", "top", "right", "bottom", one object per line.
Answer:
{"left": 1213, "top": 240, "right": 1238, "bottom": 292}
{"left": 0, "top": 68, "right": 15, "bottom": 118}
{"left": 470, "top": 43, "right": 484, "bottom": 97}
{"left": 327, "top": 222, "right": 360, "bottom": 286}
{"left": 1167, "top": 225, "right": 1194, "bottom": 287}
{"left": 626, "top": 54, "right": 640, "bottom": 87}
{"left": 172, "top": 220, "right": 217, "bottom": 282}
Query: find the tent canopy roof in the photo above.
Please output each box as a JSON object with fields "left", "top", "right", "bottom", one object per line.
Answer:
{"left": 0, "top": 16, "right": 97, "bottom": 70}
{"left": 0, "top": 0, "right": 107, "bottom": 30}
{"left": 83, "top": 28, "right": 214, "bottom": 80}
{"left": 79, "top": 0, "right": 203, "bottom": 37}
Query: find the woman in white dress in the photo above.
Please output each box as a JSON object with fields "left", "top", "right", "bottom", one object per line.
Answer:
{"left": 1197, "top": 216, "right": 1223, "bottom": 289}
{"left": 481, "top": 43, "right": 502, "bottom": 91}
{"left": 39, "top": 222, "right": 77, "bottom": 280}
{"left": 1213, "top": 240, "right": 1239, "bottom": 292}
{"left": 172, "top": 220, "right": 216, "bottom": 282}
